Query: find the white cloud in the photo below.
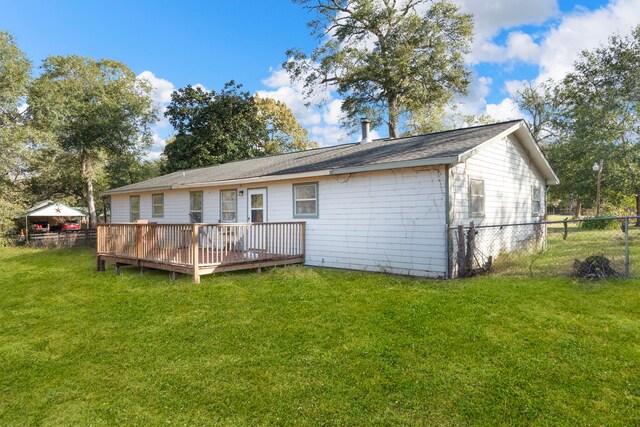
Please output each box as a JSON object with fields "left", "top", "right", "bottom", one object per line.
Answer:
{"left": 506, "top": 32, "right": 540, "bottom": 63}
{"left": 138, "top": 70, "right": 174, "bottom": 105}
{"left": 137, "top": 70, "right": 175, "bottom": 128}
{"left": 193, "top": 83, "right": 208, "bottom": 92}
{"left": 257, "top": 85, "right": 322, "bottom": 126}
{"left": 322, "top": 99, "right": 344, "bottom": 125}
{"left": 455, "top": 0, "right": 558, "bottom": 38}
{"left": 309, "top": 125, "right": 349, "bottom": 146}
{"left": 146, "top": 132, "right": 167, "bottom": 160}
{"left": 453, "top": 75, "right": 493, "bottom": 116}
{"left": 456, "top": 0, "right": 557, "bottom": 63}
{"left": 257, "top": 65, "right": 360, "bottom": 145}
{"left": 536, "top": 0, "right": 640, "bottom": 82}
{"left": 485, "top": 98, "right": 524, "bottom": 122}
{"left": 504, "top": 80, "right": 528, "bottom": 98}
{"left": 262, "top": 68, "right": 293, "bottom": 88}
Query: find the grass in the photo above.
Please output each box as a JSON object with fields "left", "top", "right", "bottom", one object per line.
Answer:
{"left": 491, "top": 215, "right": 640, "bottom": 277}
{"left": 1, "top": 247, "right": 639, "bottom": 425}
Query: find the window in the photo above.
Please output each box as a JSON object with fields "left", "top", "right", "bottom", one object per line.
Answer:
{"left": 469, "top": 179, "right": 485, "bottom": 217}
{"left": 532, "top": 186, "right": 542, "bottom": 215}
{"left": 129, "top": 195, "right": 140, "bottom": 222}
{"left": 189, "top": 191, "right": 203, "bottom": 223}
{"left": 293, "top": 183, "right": 318, "bottom": 218}
{"left": 152, "top": 194, "right": 164, "bottom": 218}
{"left": 220, "top": 189, "right": 237, "bottom": 222}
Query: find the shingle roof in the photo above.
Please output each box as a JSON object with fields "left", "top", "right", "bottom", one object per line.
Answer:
{"left": 104, "top": 120, "right": 530, "bottom": 195}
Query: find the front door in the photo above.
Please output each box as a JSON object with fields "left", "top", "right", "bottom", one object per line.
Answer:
{"left": 247, "top": 188, "right": 267, "bottom": 223}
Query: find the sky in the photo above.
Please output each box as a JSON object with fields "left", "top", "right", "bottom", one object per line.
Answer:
{"left": 2, "top": 0, "right": 639, "bottom": 157}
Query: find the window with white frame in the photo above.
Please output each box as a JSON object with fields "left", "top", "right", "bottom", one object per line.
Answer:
{"left": 469, "top": 179, "right": 485, "bottom": 217}
{"left": 152, "top": 194, "right": 164, "bottom": 218}
{"left": 532, "top": 186, "right": 542, "bottom": 215}
{"left": 220, "top": 189, "right": 237, "bottom": 222}
{"left": 293, "top": 183, "right": 318, "bottom": 217}
{"left": 129, "top": 195, "right": 140, "bottom": 222}
{"left": 189, "top": 191, "right": 203, "bottom": 223}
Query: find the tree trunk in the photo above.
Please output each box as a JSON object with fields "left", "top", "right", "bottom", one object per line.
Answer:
{"left": 575, "top": 202, "right": 582, "bottom": 218}
{"left": 81, "top": 152, "right": 98, "bottom": 228}
{"left": 387, "top": 96, "right": 398, "bottom": 138}
{"left": 636, "top": 193, "right": 640, "bottom": 227}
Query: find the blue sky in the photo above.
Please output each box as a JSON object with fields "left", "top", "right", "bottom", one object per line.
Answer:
{"left": 1, "top": 0, "right": 638, "bottom": 154}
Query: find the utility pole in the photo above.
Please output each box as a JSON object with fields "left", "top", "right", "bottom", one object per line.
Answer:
{"left": 593, "top": 160, "right": 604, "bottom": 215}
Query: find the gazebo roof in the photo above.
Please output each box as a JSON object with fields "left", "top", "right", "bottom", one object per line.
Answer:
{"left": 22, "top": 201, "right": 88, "bottom": 218}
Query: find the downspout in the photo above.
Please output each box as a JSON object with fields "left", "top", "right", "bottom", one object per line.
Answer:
{"left": 444, "top": 165, "right": 451, "bottom": 279}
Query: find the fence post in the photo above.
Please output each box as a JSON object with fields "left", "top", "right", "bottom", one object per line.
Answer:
{"left": 456, "top": 225, "right": 466, "bottom": 278}
{"left": 625, "top": 216, "right": 630, "bottom": 278}
{"left": 465, "top": 221, "right": 476, "bottom": 276}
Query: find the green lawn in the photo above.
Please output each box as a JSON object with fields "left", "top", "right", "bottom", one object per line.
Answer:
{"left": 491, "top": 216, "right": 640, "bottom": 277}
{"left": 1, "top": 247, "right": 639, "bottom": 425}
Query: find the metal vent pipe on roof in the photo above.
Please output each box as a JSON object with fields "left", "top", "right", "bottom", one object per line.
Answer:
{"left": 360, "top": 118, "right": 372, "bottom": 143}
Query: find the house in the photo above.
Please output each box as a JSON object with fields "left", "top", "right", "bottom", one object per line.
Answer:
{"left": 102, "top": 119, "right": 558, "bottom": 280}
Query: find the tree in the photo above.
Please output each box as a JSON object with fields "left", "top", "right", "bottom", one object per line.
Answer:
{"left": 254, "top": 96, "right": 317, "bottom": 152}
{"left": 284, "top": 0, "right": 473, "bottom": 138}
{"left": 0, "top": 31, "right": 32, "bottom": 232}
{"left": 28, "top": 56, "right": 156, "bottom": 227}
{"left": 515, "top": 80, "right": 564, "bottom": 146}
{"left": 557, "top": 26, "right": 640, "bottom": 217}
{"left": 163, "top": 82, "right": 316, "bottom": 173}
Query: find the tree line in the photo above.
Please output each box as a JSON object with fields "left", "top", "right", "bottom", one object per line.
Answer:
{"left": 516, "top": 26, "right": 640, "bottom": 217}
{"left": 0, "top": 34, "right": 315, "bottom": 232}
{"left": 2, "top": 0, "right": 638, "bottom": 234}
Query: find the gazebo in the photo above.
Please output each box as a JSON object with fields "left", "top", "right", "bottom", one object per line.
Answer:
{"left": 21, "top": 201, "right": 88, "bottom": 238}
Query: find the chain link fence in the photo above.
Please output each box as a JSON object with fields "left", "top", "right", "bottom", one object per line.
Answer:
{"left": 450, "top": 216, "right": 640, "bottom": 278}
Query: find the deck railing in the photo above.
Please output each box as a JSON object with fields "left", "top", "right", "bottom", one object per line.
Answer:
{"left": 97, "top": 222, "right": 306, "bottom": 282}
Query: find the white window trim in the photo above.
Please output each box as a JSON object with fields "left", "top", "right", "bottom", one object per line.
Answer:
{"left": 189, "top": 191, "right": 203, "bottom": 223}
{"left": 152, "top": 193, "right": 164, "bottom": 218}
{"left": 532, "top": 186, "right": 542, "bottom": 216}
{"left": 219, "top": 189, "right": 238, "bottom": 223}
{"left": 293, "top": 182, "right": 319, "bottom": 218}
{"left": 469, "top": 178, "right": 485, "bottom": 218}
{"left": 129, "top": 195, "right": 140, "bottom": 222}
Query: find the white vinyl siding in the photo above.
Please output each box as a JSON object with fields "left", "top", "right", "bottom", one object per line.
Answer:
{"left": 293, "top": 182, "right": 318, "bottom": 218}
{"left": 220, "top": 189, "right": 237, "bottom": 222}
{"left": 152, "top": 194, "right": 164, "bottom": 218}
{"left": 109, "top": 167, "right": 449, "bottom": 277}
{"left": 448, "top": 134, "right": 548, "bottom": 275}
{"left": 449, "top": 134, "right": 547, "bottom": 226}
{"left": 129, "top": 196, "right": 140, "bottom": 222}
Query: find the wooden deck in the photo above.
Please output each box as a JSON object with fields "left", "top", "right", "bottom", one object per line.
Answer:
{"left": 96, "top": 222, "right": 306, "bottom": 282}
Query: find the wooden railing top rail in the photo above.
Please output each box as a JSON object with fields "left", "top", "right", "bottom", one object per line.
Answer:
{"left": 98, "top": 222, "right": 306, "bottom": 227}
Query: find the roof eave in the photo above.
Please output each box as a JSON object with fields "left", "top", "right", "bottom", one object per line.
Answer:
{"left": 102, "top": 185, "right": 173, "bottom": 196}
{"left": 329, "top": 156, "right": 458, "bottom": 175}
{"left": 456, "top": 120, "right": 559, "bottom": 185}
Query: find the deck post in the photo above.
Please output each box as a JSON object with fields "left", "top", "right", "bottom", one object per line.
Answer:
{"left": 301, "top": 222, "right": 306, "bottom": 263}
{"left": 136, "top": 225, "right": 142, "bottom": 261}
{"left": 96, "top": 256, "right": 105, "bottom": 272}
{"left": 192, "top": 224, "right": 200, "bottom": 284}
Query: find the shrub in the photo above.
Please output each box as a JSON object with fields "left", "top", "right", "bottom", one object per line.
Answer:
{"left": 579, "top": 215, "right": 622, "bottom": 230}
